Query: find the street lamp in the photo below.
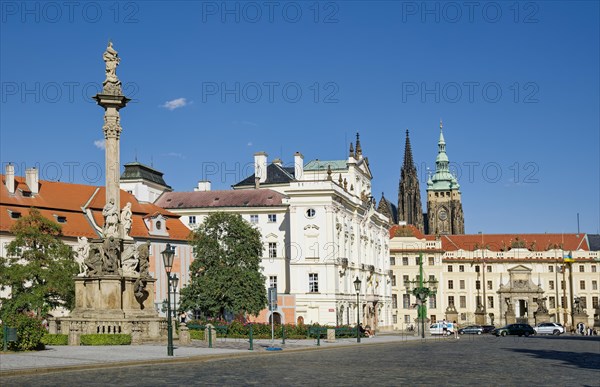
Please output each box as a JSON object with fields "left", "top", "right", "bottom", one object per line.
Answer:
{"left": 405, "top": 253, "right": 438, "bottom": 338}
{"left": 353, "top": 276, "right": 362, "bottom": 343}
{"left": 161, "top": 243, "right": 175, "bottom": 356}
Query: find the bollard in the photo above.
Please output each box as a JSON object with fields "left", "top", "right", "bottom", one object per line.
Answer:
{"left": 281, "top": 324, "right": 286, "bottom": 345}
{"left": 249, "top": 324, "right": 254, "bottom": 351}
{"left": 317, "top": 329, "right": 321, "bottom": 346}
{"left": 208, "top": 325, "right": 213, "bottom": 348}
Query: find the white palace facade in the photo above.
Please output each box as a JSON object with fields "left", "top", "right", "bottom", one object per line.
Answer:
{"left": 150, "top": 135, "right": 393, "bottom": 330}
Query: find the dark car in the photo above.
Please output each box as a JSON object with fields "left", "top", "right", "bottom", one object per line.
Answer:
{"left": 481, "top": 325, "right": 496, "bottom": 334}
{"left": 493, "top": 323, "right": 535, "bottom": 337}
{"left": 458, "top": 325, "right": 484, "bottom": 335}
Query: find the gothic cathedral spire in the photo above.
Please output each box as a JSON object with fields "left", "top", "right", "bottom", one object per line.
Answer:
{"left": 426, "top": 121, "right": 464, "bottom": 235}
{"left": 398, "top": 130, "right": 425, "bottom": 232}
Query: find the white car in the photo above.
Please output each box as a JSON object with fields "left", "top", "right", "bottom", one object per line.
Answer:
{"left": 429, "top": 322, "right": 455, "bottom": 335}
{"left": 534, "top": 322, "right": 565, "bottom": 335}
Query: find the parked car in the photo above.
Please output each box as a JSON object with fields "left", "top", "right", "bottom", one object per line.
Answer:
{"left": 493, "top": 324, "right": 535, "bottom": 337}
{"left": 458, "top": 325, "right": 484, "bottom": 335}
{"left": 534, "top": 322, "right": 565, "bottom": 335}
{"left": 429, "top": 322, "right": 455, "bottom": 335}
{"left": 481, "top": 325, "right": 496, "bottom": 334}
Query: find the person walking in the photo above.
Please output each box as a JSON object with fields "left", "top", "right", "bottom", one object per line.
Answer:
{"left": 453, "top": 320, "right": 459, "bottom": 339}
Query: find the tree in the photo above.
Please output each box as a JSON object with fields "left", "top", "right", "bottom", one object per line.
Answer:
{"left": 0, "top": 208, "right": 78, "bottom": 320}
{"left": 179, "top": 212, "right": 267, "bottom": 320}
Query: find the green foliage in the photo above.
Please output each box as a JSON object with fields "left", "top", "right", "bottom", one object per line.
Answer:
{"left": 0, "top": 208, "right": 78, "bottom": 320}
{"left": 80, "top": 334, "right": 132, "bottom": 345}
{"left": 189, "top": 330, "right": 204, "bottom": 340}
{"left": 2, "top": 313, "right": 46, "bottom": 351}
{"left": 41, "top": 334, "right": 68, "bottom": 345}
{"left": 180, "top": 212, "right": 267, "bottom": 320}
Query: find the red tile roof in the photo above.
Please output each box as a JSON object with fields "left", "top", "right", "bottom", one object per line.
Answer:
{"left": 1, "top": 174, "right": 190, "bottom": 241}
{"left": 156, "top": 189, "right": 287, "bottom": 209}
{"left": 440, "top": 233, "right": 589, "bottom": 252}
{"left": 389, "top": 224, "right": 435, "bottom": 240}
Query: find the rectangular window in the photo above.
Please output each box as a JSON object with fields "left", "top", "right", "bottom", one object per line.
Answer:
{"left": 548, "top": 265, "right": 553, "bottom": 273}
{"left": 448, "top": 280, "right": 454, "bottom": 290}
{"left": 250, "top": 214, "right": 258, "bottom": 224}
{"left": 268, "top": 242, "right": 277, "bottom": 258}
{"left": 309, "top": 273, "right": 318, "bottom": 293}
{"left": 580, "top": 280, "right": 585, "bottom": 290}
{"left": 487, "top": 280, "right": 492, "bottom": 290}
{"left": 592, "top": 266, "right": 597, "bottom": 273}
{"left": 549, "top": 280, "right": 554, "bottom": 290}
{"left": 447, "top": 265, "right": 453, "bottom": 272}
{"left": 404, "top": 315, "right": 411, "bottom": 324}
{"left": 549, "top": 296, "right": 555, "bottom": 309}
{"left": 429, "top": 275, "right": 435, "bottom": 282}
{"left": 459, "top": 265, "right": 465, "bottom": 272}
{"left": 390, "top": 257, "right": 395, "bottom": 266}
{"left": 460, "top": 313, "right": 466, "bottom": 321}
{"left": 429, "top": 296, "right": 436, "bottom": 309}
{"left": 592, "top": 280, "right": 598, "bottom": 291}
{"left": 460, "top": 280, "right": 465, "bottom": 290}
{"left": 486, "top": 266, "right": 492, "bottom": 273}
{"left": 459, "top": 296, "right": 466, "bottom": 308}
{"left": 269, "top": 275, "right": 277, "bottom": 290}
{"left": 592, "top": 297, "right": 599, "bottom": 309}
{"left": 475, "top": 280, "right": 481, "bottom": 290}
{"left": 415, "top": 257, "right": 420, "bottom": 265}
{"left": 403, "top": 294, "right": 410, "bottom": 309}
{"left": 189, "top": 215, "right": 196, "bottom": 225}
{"left": 474, "top": 266, "right": 480, "bottom": 273}
{"left": 487, "top": 296, "right": 494, "bottom": 308}
{"left": 580, "top": 297, "right": 587, "bottom": 309}
{"left": 428, "top": 257, "right": 434, "bottom": 265}
{"left": 392, "top": 315, "right": 398, "bottom": 324}
{"left": 448, "top": 296, "right": 455, "bottom": 306}
{"left": 402, "top": 257, "right": 409, "bottom": 266}
{"left": 391, "top": 275, "right": 396, "bottom": 287}
{"left": 430, "top": 314, "right": 436, "bottom": 322}
{"left": 392, "top": 294, "right": 398, "bottom": 309}
{"left": 403, "top": 275, "right": 409, "bottom": 287}
{"left": 268, "top": 214, "right": 277, "bottom": 223}
{"left": 561, "top": 296, "right": 566, "bottom": 308}
{"left": 579, "top": 265, "right": 584, "bottom": 272}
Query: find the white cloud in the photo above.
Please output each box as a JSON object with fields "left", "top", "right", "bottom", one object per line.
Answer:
{"left": 94, "top": 139, "right": 105, "bottom": 150}
{"left": 247, "top": 142, "right": 253, "bottom": 146}
{"left": 163, "top": 152, "right": 185, "bottom": 159}
{"left": 161, "top": 98, "right": 188, "bottom": 111}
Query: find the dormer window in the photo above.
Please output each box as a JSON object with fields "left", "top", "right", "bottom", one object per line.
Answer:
{"left": 9, "top": 210, "right": 21, "bottom": 219}
{"left": 156, "top": 220, "right": 162, "bottom": 230}
{"left": 21, "top": 190, "right": 32, "bottom": 197}
{"left": 53, "top": 214, "right": 67, "bottom": 223}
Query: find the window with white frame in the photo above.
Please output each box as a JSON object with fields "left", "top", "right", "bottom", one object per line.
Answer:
{"left": 392, "top": 315, "right": 398, "bottom": 324}
{"left": 269, "top": 275, "right": 277, "bottom": 290}
{"left": 268, "top": 242, "right": 277, "bottom": 258}
{"left": 392, "top": 294, "right": 398, "bottom": 309}
{"left": 429, "top": 295, "right": 436, "bottom": 309}
{"left": 403, "top": 294, "right": 410, "bottom": 309}
{"left": 402, "top": 257, "right": 408, "bottom": 265}
{"left": 488, "top": 296, "right": 494, "bottom": 308}
{"left": 250, "top": 214, "right": 259, "bottom": 224}
{"left": 189, "top": 215, "right": 196, "bottom": 225}
{"left": 404, "top": 315, "right": 411, "bottom": 324}
{"left": 268, "top": 214, "right": 277, "bottom": 223}
{"left": 390, "top": 257, "right": 395, "bottom": 266}
{"left": 309, "top": 273, "right": 319, "bottom": 293}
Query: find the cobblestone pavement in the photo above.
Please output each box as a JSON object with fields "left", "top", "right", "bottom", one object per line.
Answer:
{"left": 2, "top": 335, "right": 599, "bottom": 386}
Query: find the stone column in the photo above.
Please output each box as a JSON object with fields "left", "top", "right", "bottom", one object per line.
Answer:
{"left": 93, "top": 42, "right": 130, "bottom": 215}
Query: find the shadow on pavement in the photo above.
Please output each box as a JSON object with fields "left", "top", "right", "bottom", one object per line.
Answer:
{"left": 508, "top": 347, "right": 600, "bottom": 371}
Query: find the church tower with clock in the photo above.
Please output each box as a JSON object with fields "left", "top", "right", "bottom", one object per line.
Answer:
{"left": 426, "top": 121, "right": 464, "bottom": 235}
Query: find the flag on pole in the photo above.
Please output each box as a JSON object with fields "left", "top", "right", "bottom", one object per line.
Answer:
{"left": 563, "top": 251, "right": 574, "bottom": 263}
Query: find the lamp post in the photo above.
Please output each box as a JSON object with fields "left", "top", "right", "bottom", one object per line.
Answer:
{"left": 354, "top": 276, "right": 361, "bottom": 343}
{"left": 161, "top": 243, "right": 175, "bottom": 356}
{"left": 171, "top": 274, "right": 179, "bottom": 321}
{"left": 405, "top": 252, "right": 438, "bottom": 339}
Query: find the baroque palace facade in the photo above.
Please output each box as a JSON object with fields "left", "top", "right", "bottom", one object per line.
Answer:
{"left": 389, "top": 225, "right": 599, "bottom": 330}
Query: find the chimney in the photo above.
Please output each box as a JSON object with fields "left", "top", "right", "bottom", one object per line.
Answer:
{"left": 254, "top": 152, "right": 268, "bottom": 184}
{"left": 294, "top": 152, "right": 304, "bottom": 181}
{"left": 273, "top": 158, "right": 282, "bottom": 166}
{"left": 194, "top": 181, "right": 211, "bottom": 192}
{"left": 5, "top": 163, "right": 15, "bottom": 194}
{"left": 25, "top": 167, "right": 39, "bottom": 195}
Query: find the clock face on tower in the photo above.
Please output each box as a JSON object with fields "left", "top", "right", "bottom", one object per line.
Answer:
{"left": 438, "top": 210, "right": 448, "bottom": 221}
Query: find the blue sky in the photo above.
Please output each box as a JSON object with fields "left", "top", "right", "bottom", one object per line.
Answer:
{"left": 1, "top": 1, "right": 598, "bottom": 234}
